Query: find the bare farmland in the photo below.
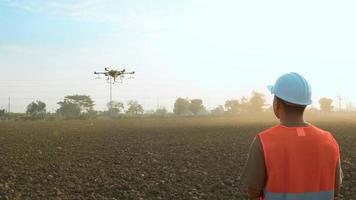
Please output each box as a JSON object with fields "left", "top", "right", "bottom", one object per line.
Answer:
{"left": 0, "top": 117, "right": 355, "bottom": 199}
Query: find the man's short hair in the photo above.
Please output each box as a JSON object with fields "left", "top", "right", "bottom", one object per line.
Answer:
{"left": 276, "top": 97, "right": 307, "bottom": 113}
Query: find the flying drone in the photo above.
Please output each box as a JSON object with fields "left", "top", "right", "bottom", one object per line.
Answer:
{"left": 94, "top": 67, "right": 135, "bottom": 84}
{"left": 94, "top": 67, "right": 136, "bottom": 103}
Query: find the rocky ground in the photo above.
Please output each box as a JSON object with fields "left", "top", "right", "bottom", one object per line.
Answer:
{"left": 0, "top": 118, "right": 355, "bottom": 199}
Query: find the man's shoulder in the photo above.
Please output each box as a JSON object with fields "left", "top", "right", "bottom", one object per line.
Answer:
{"left": 307, "top": 125, "right": 337, "bottom": 140}
{"left": 309, "top": 125, "right": 334, "bottom": 136}
{"left": 309, "top": 125, "right": 339, "bottom": 147}
{"left": 257, "top": 125, "right": 281, "bottom": 137}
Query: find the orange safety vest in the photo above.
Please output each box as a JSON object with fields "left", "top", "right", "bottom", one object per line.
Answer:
{"left": 258, "top": 124, "right": 339, "bottom": 200}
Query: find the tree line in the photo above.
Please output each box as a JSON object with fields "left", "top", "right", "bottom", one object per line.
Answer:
{"left": 0, "top": 92, "right": 351, "bottom": 120}
{"left": 23, "top": 95, "right": 145, "bottom": 119}
{"left": 173, "top": 91, "right": 266, "bottom": 116}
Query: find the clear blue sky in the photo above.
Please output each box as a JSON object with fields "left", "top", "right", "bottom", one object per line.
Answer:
{"left": 0, "top": 0, "right": 355, "bottom": 112}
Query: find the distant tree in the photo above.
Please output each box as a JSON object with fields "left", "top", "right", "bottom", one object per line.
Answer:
{"left": 211, "top": 105, "right": 225, "bottom": 116}
{"left": 248, "top": 91, "right": 265, "bottom": 113}
{"left": 65, "top": 95, "right": 94, "bottom": 112}
{"left": 26, "top": 100, "right": 46, "bottom": 118}
{"left": 155, "top": 106, "right": 168, "bottom": 116}
{"left": 107, "top": 101, "right": 124, "bottom": 115}
{"left": 56, "top": 100, "right": 81, "bottom": 118}
{"left": 0, "top": 109, "right": 6, "bottom": 119}
{"left": 306, "top": 107, "right": 319, "bottom": 114}
{"left": 189, "top": 99, "right": 205, "bottom": 115}
{"left": 57, "top": 95, "right": 94, "bottom": 118}
{"left": 86, "top": 110, "right": 98, "bottom": 118}
{"left": 224, "top": 100, "right": 240, "bottom": 114}
{"left": 126, "top": 100, "right": 144, "bottom": 115}
{"left": 319, "top": 98, "right": 333, "bottom": 113}
{"left": 173, "top": 98, "right": 191, "bottom": 115}
{"left": 239, "top": 96, "right": 249, "bottom": 113}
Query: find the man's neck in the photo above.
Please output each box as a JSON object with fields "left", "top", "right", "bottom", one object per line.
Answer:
{"left": 279, "top": 115, "right": 306, "bottom": 126}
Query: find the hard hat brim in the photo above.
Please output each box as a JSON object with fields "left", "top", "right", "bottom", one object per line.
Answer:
{"left": 267, "top": 85, "right": 274, "bottom": 94}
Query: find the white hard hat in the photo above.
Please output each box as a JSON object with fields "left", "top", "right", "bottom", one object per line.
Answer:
{"left": 268, "top": 72, "right": 312, "bottom": 106}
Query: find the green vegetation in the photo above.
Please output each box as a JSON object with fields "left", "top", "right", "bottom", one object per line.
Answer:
{"left": 26, "top": 100, "right": 46, "bottom": 119}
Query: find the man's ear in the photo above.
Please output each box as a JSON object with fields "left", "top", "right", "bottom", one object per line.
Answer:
{"left": 273, "top": 97, "right": 281, "bottom": 119}
{"left": 275, "top": 98, "right": 281, "bottom": 110}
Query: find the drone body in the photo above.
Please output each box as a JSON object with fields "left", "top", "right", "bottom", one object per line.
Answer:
{"left": 94, "top": 67, "right": 135, "bottom": 83}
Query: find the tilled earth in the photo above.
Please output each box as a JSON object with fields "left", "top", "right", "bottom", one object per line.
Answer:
{"left": 0, "top": 118, "right": 355, "bottom": 199}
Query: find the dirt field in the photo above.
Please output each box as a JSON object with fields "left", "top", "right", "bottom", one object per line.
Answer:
{"left": 0, "top": 117, "right": 355, "bottom": 199}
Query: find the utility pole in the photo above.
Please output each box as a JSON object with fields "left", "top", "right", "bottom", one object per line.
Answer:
{"left": 94, "top": 67, "right": 135, "bottom": 108}
{"left": 109, "top": 76, "right": 113, "bottom": 103}
{"left": 337, "top": 95, "right": 343, "bottom": 112}
{"left": 8, "top": 97, "right": 10, "bottom": 113}
{"left": 156, "top": 97, "right": 160, "bottom": 110}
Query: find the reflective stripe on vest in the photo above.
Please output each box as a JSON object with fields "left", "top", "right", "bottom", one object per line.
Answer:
{"left": 264, "top": 190, "right": 334, "bottom": 200}
{"left": 258, "top": 125, "right": 339, "bottom": 200}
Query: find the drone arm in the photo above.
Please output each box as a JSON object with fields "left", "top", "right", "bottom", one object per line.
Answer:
{"left": 94, "top": 72, "right": 108, "bottom": 75}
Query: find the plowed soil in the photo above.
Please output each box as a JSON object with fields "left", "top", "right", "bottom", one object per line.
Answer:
{"left": 0, "top": 117, "right": 355, "bottom": 199}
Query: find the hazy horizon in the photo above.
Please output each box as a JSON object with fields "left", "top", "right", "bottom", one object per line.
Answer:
{"left": 1, "top": 0, "right": 356, "bottom": 112}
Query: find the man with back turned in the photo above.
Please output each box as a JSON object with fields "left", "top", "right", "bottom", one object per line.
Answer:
{"left": 242, "top": 72, "right": 343, "bottom": 200}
